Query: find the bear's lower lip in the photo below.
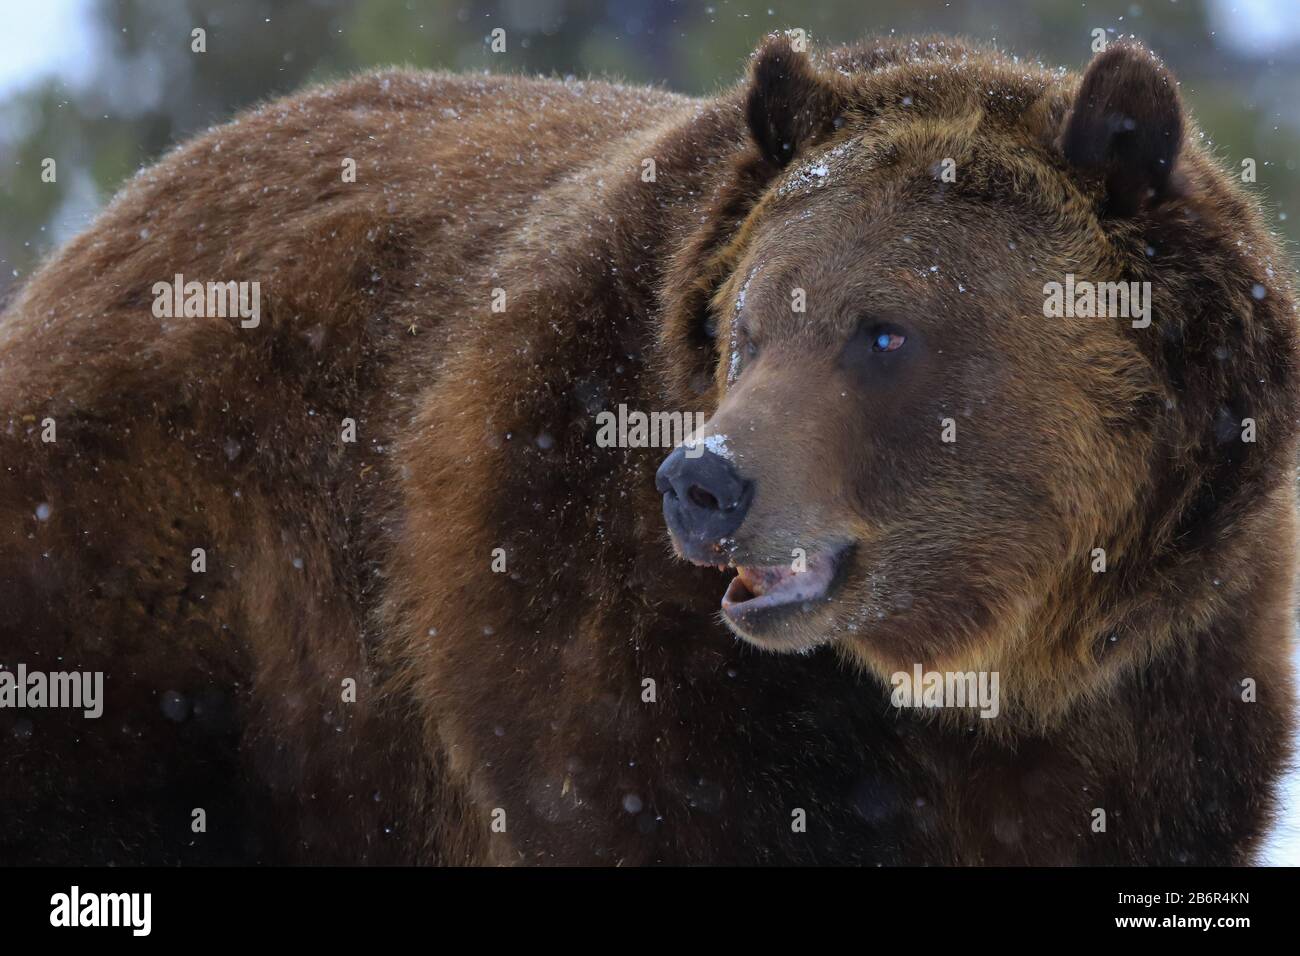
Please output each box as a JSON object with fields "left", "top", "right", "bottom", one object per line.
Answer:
{"left": 720, "top": 544, "right": 849, "bottom": 624}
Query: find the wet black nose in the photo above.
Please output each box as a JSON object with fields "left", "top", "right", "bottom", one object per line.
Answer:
{"left": 656, "top": 445, "right": 754, "bottom": 548}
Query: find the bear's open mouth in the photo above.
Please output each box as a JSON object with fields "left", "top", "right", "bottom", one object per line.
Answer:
{"left": 720, "top": 543, "right": 850, "bottom": 626}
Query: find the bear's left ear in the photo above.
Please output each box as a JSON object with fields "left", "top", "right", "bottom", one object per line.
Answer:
{"left": 1059, "top": 42, "right": 1184, "bottom": 217}
{"left": 745, "top": 34, "right": 845, "bottom": 169}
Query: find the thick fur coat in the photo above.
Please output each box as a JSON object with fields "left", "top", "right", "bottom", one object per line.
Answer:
{"left": 0, "top": 35, "right": 1295, "bottom": 864}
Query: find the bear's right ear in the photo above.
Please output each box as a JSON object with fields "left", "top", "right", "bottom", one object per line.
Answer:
{"left": 745, "top": 34, "right": 845, "bottom": 169}
{"left": 1059, "top": 42, "right": 1184, "bottom": 217}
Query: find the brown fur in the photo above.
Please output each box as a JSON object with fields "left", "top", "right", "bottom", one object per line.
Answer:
{"left": 0, "top": 35, "right": 1294, "bottom": 865}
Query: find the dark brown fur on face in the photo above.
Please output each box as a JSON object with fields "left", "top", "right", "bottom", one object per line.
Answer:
{"left": 0, "top": 35, "right": 1294, "bottom": 865}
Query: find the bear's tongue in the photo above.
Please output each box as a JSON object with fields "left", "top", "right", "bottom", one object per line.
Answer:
{"left": 722, "top": 553, "right": 839, "bottom": 614}
{"left": 734, "top": 564, "right": 793, "bottom": 597}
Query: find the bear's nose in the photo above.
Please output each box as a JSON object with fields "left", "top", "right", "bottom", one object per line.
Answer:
{"left": 656, "top": 445, "right": 754, "bottom": 551}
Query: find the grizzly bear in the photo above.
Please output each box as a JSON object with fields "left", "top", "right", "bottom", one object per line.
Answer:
{"left": 0, "top": 33, "right": 1295, "bottom": 866}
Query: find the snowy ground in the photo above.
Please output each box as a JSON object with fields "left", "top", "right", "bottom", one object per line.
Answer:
{"left": 1257, "top": 643, "right": 1300, "bottom": 864}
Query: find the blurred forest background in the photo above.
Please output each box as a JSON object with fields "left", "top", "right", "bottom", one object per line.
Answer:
{"left": 2, "top": 0, "right": 1299, "bottom": 301}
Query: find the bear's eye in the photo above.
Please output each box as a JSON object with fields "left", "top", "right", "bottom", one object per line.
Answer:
{"left": 871, "top": 329, "right": 906, "bottom": 352}
{"left": 841, "top": 321, "right": 910, "bottom": 373}
{"left": 737, "top": 320, "right": 759, "bottom": 359}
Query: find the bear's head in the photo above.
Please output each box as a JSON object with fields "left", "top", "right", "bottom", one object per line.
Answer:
{"left": 655, "top": 35, "right": 1297, "bottom": 718}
